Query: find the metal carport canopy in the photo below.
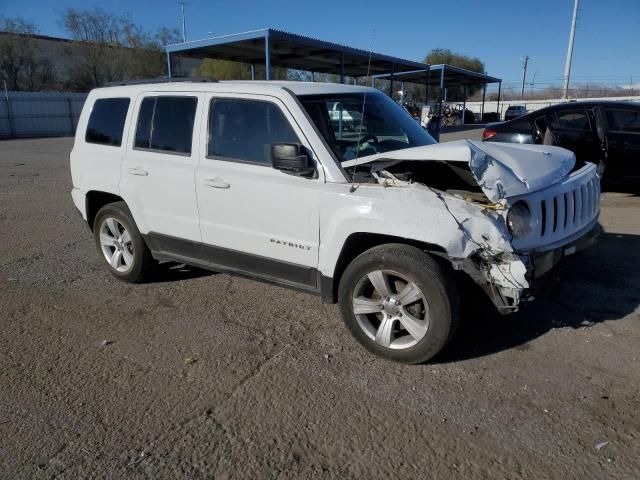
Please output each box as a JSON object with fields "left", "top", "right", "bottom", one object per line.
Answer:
{"left": 373, "top": 64, "right": 501, "bottom": 87}
{"left": 165, "top": 28, "right": 428, "bottom": 80}
{"left": 373, "top": 64, "right": 503, "bottom": 125}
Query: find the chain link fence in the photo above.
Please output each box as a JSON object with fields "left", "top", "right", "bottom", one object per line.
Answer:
{"left": 0, "top": 91, "right": 87, "bottom": 139}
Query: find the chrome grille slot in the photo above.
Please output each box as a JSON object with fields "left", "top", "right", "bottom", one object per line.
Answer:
{"left": 556, "top": 193, "right": 565, "bottom": 233}
{"left": 564, "top": 190, "right": 573, "bottom": 228}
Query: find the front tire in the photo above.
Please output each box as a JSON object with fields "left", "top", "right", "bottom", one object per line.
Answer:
{"left": 338, "top": 244, "right": 459, "bottom": 364}
{"left": 93, "top": 202, "right": 155, "bottom": 283}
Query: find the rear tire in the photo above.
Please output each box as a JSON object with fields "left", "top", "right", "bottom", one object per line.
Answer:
{"left": 338, "top": 244, "right": 459, "bottom": 364}
{"left": 93, "top": 201, "right": 156, "bottom": 283}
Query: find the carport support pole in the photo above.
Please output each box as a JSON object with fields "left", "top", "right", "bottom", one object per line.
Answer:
{"left": 439, "top": 66, "right": 445, "bottom": 111}
{"left": 424, "top": 66, "right": 430, "bottom": 105}
{"left": 340, "top": 53, "right": 345, "bottom": 84}
{"left": 389, "top": 62, "right": 395, "bottom": 98}
{"left": 311, "top": 71, "right": 315, "bottom": 82}
{"left": 462, "top": 80, "right": 467, "bottom": 125}
{"left": 265, "top": 35, "right": 271, "bottom": 80}
{"left": 496, "top": 81, "right": 502, "bottom": 120}
{"left": 481, "top": 84, "right": 486, "bottom": 122}
{"left": 250, "top": 64, "right": 255, "bottom": 80}
{"left": 166, "top": 52, "right": 173, "bottom": 78}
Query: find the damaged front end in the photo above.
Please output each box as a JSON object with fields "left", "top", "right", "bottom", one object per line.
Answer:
{"left": 450, "top": 251, "right": 531, "bottom": 313}
{"left": 345, "top": 139, "right": 601, "bottom": 313}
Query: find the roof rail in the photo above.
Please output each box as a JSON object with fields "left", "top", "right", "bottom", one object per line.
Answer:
{"left": 103, "top": 76, "right": 218, "bottom": 87}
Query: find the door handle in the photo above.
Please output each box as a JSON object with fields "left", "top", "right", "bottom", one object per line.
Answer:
{"left": 128, "top": 167, "right": 148, "bottom": 176}
{"left": 204, "top": 177, "right": 230, "bottom": 189}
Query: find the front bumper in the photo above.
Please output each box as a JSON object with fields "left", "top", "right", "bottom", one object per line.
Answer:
{"left": 458, "top": 223, "right": 602, "bottom": 313}
{"left": 528, "top": 222, "right": 603, "bottom": 281}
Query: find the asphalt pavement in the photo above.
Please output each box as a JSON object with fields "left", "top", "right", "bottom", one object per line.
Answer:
{"left": 1, "top": 131, "right": 639, "bottom": 479}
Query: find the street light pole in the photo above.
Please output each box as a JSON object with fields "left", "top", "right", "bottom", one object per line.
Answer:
{"left": 562, "top": 0, "right": 579, "bottom": 99}
{"left": 179, "top": 1, "right": 188, "bottom": 43}
{"left": 529, "top": 70, "right": 539, "bottom": 96}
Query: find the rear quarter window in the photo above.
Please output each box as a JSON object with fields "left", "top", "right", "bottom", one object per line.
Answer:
{"left": 509, "top": 118, "right": 531, "bottom": 132}
{"left": 85, "top": 98, "right": 130, "bottom": 146}
{"left": 606, "top": 109, "right": 640, "bottom": 134}
{"left": 552, "top": 109, "right": 591, "bottom": 131}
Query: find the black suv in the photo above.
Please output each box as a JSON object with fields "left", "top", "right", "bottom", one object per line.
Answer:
{"left": 483, "top": 101, "right": 640, "bottom": 184}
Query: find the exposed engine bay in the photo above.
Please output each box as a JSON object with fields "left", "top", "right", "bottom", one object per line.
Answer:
{"left": 348, "top": 160, "right": 491, "bottom": 204}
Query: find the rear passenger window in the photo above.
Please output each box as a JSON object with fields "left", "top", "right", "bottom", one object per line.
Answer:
{"left": 134, "top": 96, "right": 197, "bottom": 155}
{"left": 208, "top": 99, "right": 299, "bottom": 164}
{"left": 552, "top": 109, "right": 590, "bottom": 131}
{"left": 606, "top": 109, "right": 640, "bottom": 134}
{"left": 509, "top": 118, "right": 531, "bottom": 132}
{"left": 85, "top": 98, "right": 130, "bottom": 146}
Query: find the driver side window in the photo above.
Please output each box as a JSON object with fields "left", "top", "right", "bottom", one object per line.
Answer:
{"left": 208, "top": 99, "right": 299, "bottom": 165}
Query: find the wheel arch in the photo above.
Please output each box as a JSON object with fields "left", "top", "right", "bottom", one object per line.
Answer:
{"left": 320, "top": 232, "right": 450, "bottom": 304}
{"left": 85, "top": 191, "right": 125, "bottom": 231}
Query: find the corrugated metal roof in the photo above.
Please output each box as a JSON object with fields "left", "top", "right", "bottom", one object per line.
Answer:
{"left": 166, "top": 28, "right": 427, "bottom": 76}
{"left": 373, "top": 64, "right": 501, "bottom": 86}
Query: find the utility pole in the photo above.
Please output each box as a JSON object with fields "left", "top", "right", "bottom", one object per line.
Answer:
{"left": 179, "top": 1, "right": 187, "bottom": 43}
{"left": 562, "top": 0, "right": 579, "bottom": 99}
{"left": 521, "top": 55, "right": 529, "bottom": 99}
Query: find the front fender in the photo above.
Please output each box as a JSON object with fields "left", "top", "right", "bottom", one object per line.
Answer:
{"left": 318, "top": 182, "right": 513, "bottom": 277}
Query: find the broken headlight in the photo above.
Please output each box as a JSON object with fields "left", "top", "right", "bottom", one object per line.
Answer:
{"left": 507, "top": 201, "right": 533, "bottom": 238}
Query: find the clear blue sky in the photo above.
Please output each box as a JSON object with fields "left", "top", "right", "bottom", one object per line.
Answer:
{"left": 3, "top": 0, "right": 640, "bottom": 91}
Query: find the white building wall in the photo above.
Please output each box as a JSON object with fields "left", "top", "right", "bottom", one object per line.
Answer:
{"left": 466, "top": 95, "right": 640, "bottom": 120}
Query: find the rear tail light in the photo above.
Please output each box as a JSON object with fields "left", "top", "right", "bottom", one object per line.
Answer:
{"left": 482, "top": 128, "right": 497, "bottom": 141}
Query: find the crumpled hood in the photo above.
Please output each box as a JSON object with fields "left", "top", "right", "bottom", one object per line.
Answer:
{"left": 343, "top": 139, "right": 576, "bottom": 202}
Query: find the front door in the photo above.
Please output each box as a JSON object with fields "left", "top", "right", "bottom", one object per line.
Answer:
{"left": 604, "top": 107, "right": 640, "bottom": 181}
{"left": 195, "top": 94, "right": 324, "bottom": 289}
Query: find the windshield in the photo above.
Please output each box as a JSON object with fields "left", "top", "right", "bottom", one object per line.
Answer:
{"left": 299, "top": 91, "right": 436, "bottom": 163}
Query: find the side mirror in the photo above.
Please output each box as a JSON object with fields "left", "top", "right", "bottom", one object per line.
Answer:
{"left": 272, "top": 143, "right": 315, "bottom": 177}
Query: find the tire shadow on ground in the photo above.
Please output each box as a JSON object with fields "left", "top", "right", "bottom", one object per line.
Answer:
{"left": 435, "top": 231, "right": 640, "bottom": 363}
{"left": 146, "top": 263, "right": 216, "bottom": 284}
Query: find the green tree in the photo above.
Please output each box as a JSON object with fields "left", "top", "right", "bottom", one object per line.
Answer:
{"left": 423, "top": 48, "right": 486, "bottom": 101}
{"left": 191, "top": 58, "right": 252, "bottom": 80}
{"left": 424, "top": 48, "right": 484, "bottom": 73}
{"left": 191, "top": 58, "right": 290, "bottom": 81}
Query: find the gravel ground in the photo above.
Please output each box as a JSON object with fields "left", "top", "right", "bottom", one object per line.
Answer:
{"left": 1, "top": 132, "right": 639, "bottom": 479}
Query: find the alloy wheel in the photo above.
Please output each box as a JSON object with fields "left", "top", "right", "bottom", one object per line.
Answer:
{"left": 352, "top": 270, "right": 430, "bottom": 350}
{"left": 99, "top": 217, "right": 134, "bottom": 273}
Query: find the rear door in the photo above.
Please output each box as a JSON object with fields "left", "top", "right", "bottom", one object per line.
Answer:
{"left": 547, "top": 107, "right": 599, "bottom": 164}
{"left": 604, "top": 107, "right": 640, "bottom": 180}
{"left": 120, "top": 93, "right": 202, "bottom": 242}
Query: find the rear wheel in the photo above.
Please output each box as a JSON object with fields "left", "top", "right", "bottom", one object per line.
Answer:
{"left": 93, "top": 202, "right": 156, "bottom": 283}
{"left": 338, "top": 244, "right": 459, "bottom": 364}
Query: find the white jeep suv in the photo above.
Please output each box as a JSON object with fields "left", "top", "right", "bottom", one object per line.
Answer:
{"left": 70, "top": 79, "right": 601, "bottom": 363}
